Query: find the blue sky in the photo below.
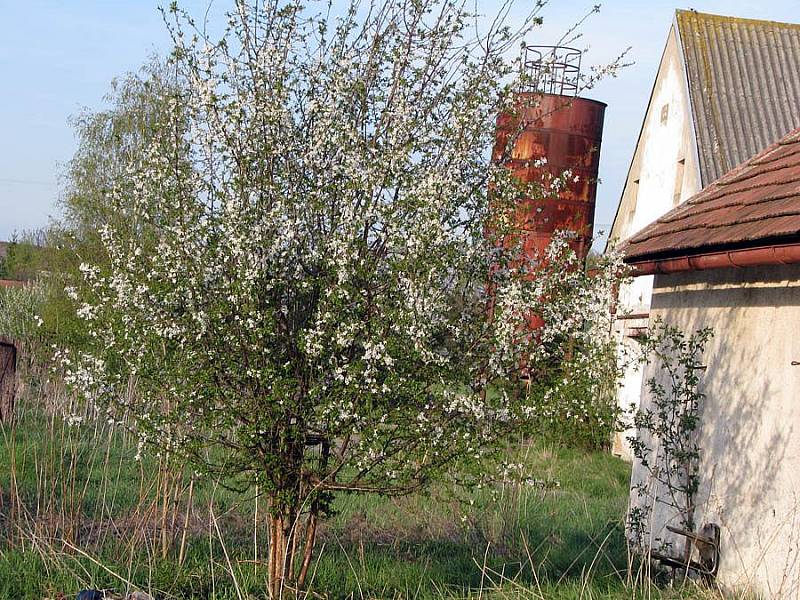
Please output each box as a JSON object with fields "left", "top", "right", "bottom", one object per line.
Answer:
{"left": 1, "top": 0, "right": 797, "bottom": 245}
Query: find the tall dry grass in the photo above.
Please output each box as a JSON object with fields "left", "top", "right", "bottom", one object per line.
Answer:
{"left": 0, "top": 357, "right": 740, "bottom": 599}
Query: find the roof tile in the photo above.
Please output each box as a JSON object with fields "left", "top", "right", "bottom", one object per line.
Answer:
{"left": 625, "top": 127, "right": 800, "bottom": 261}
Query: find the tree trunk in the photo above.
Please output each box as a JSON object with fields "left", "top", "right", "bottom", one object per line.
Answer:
{"left": 267, "top": 504, "right": 299, "bottom": 597}
{"left": 296, "top": 506, "right": 319, "bottom": 590}
{"left": 267, "top": 511, "right": 286, "bottom": 598}
{"left": 265, "top": 427, "right": 327, "bottom": 597}
{"left": 266, "top": 499, "right": 322, "bottom": 597}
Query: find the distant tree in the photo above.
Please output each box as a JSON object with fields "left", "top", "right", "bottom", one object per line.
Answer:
{"left": 0, "top": 61, "right": 182, "bottom": 364}
{"left": 62, "top": 57, "right": 180, "bottom": 251}
{"left": 0, "top": 246, "right": 8, "bottom": 280}
{"left": 0, "top": 233, "right": 49, "bottom": 282}
{"left": 64, "top": 1, "right": 626, "bottom": 595}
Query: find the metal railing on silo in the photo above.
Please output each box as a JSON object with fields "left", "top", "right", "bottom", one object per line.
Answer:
{"left": 520, "top": 45, "right": 582, "bottom": 96}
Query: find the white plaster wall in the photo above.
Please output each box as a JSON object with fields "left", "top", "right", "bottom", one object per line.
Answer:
{"left": 611, "top": 275, "right": 653, "bottom": 458}
{"left": 610, "top": 26, "right": 702, "bottom": 246}
{"left": 631, "top": 264, "right": 800, "bottom": 598}
{"left": 609, "top": 25, "right": 702, "bottom": 460}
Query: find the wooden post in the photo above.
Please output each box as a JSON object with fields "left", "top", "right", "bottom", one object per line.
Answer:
{"left": 0, "top": 337, "right": 17, "bottom": 424}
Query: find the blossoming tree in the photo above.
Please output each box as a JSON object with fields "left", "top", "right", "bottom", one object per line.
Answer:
{"left": 66, "top": 0, "right": 625, "bottom": 594}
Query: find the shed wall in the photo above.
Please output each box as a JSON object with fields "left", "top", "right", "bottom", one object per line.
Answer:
{"left": 632, "top": 264, "right": 800, "bottom": 598}
{"left": 611, "top": 25, "right": 702, "bottom": 460}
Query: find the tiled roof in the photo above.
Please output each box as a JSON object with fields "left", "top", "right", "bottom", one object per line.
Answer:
{"left": 677, "top": 10, "right": 800, "bottom": 186}
{"left": 624, "top": 127, "right": 800, "bottom": 262}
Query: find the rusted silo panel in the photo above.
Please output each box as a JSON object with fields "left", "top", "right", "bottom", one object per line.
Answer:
{"left": 493, "top": 92, "right": 606, "bottom": 261}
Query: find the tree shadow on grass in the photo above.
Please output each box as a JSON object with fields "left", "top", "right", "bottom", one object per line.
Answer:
{"left": 315, "top": 508, "right": 631, "bottom": 597}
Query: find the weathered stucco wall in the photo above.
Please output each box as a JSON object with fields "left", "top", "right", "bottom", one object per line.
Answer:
{"left": 631, "top": 264, "right": 800, "bottom": 598}
{"left": 609, "top": 24, "right": 701, "bottom": 247}
{"left": 610, "top": 24, "right": 702, "bottom": 460}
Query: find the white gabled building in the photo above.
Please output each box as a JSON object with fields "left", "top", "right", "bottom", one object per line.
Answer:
{"left": 624, "top": 125, "right": 800, "bottom": 600}
{"left": 609, "top": 9, "right": 800, "bottom": 459}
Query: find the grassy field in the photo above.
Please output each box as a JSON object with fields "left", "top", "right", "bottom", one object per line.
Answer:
{"left": 0, "top": 406, "right": 714, "bottom": 599}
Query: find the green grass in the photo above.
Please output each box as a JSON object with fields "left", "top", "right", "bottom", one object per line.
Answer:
{"left": 0, "top": 409, "right": 712, "bottom": 599}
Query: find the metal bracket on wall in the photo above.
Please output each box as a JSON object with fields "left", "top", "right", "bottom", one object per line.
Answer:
{"left": 649, "top": 523, "right": 720, "bottom": 583}
{"left": 617, "top": 312, "right": 650, "bottom": 340}
{"left": 626, "top": 326, "right": 648, "bottom": 339}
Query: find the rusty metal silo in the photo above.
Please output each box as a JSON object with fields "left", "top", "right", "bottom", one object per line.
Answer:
{"left": 492, "top": 45, "right": 606, "bottom": 263}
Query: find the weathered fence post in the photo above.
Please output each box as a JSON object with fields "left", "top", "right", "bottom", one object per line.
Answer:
{"left": 0, "top": 336, "right": 17, "bottom": 424}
